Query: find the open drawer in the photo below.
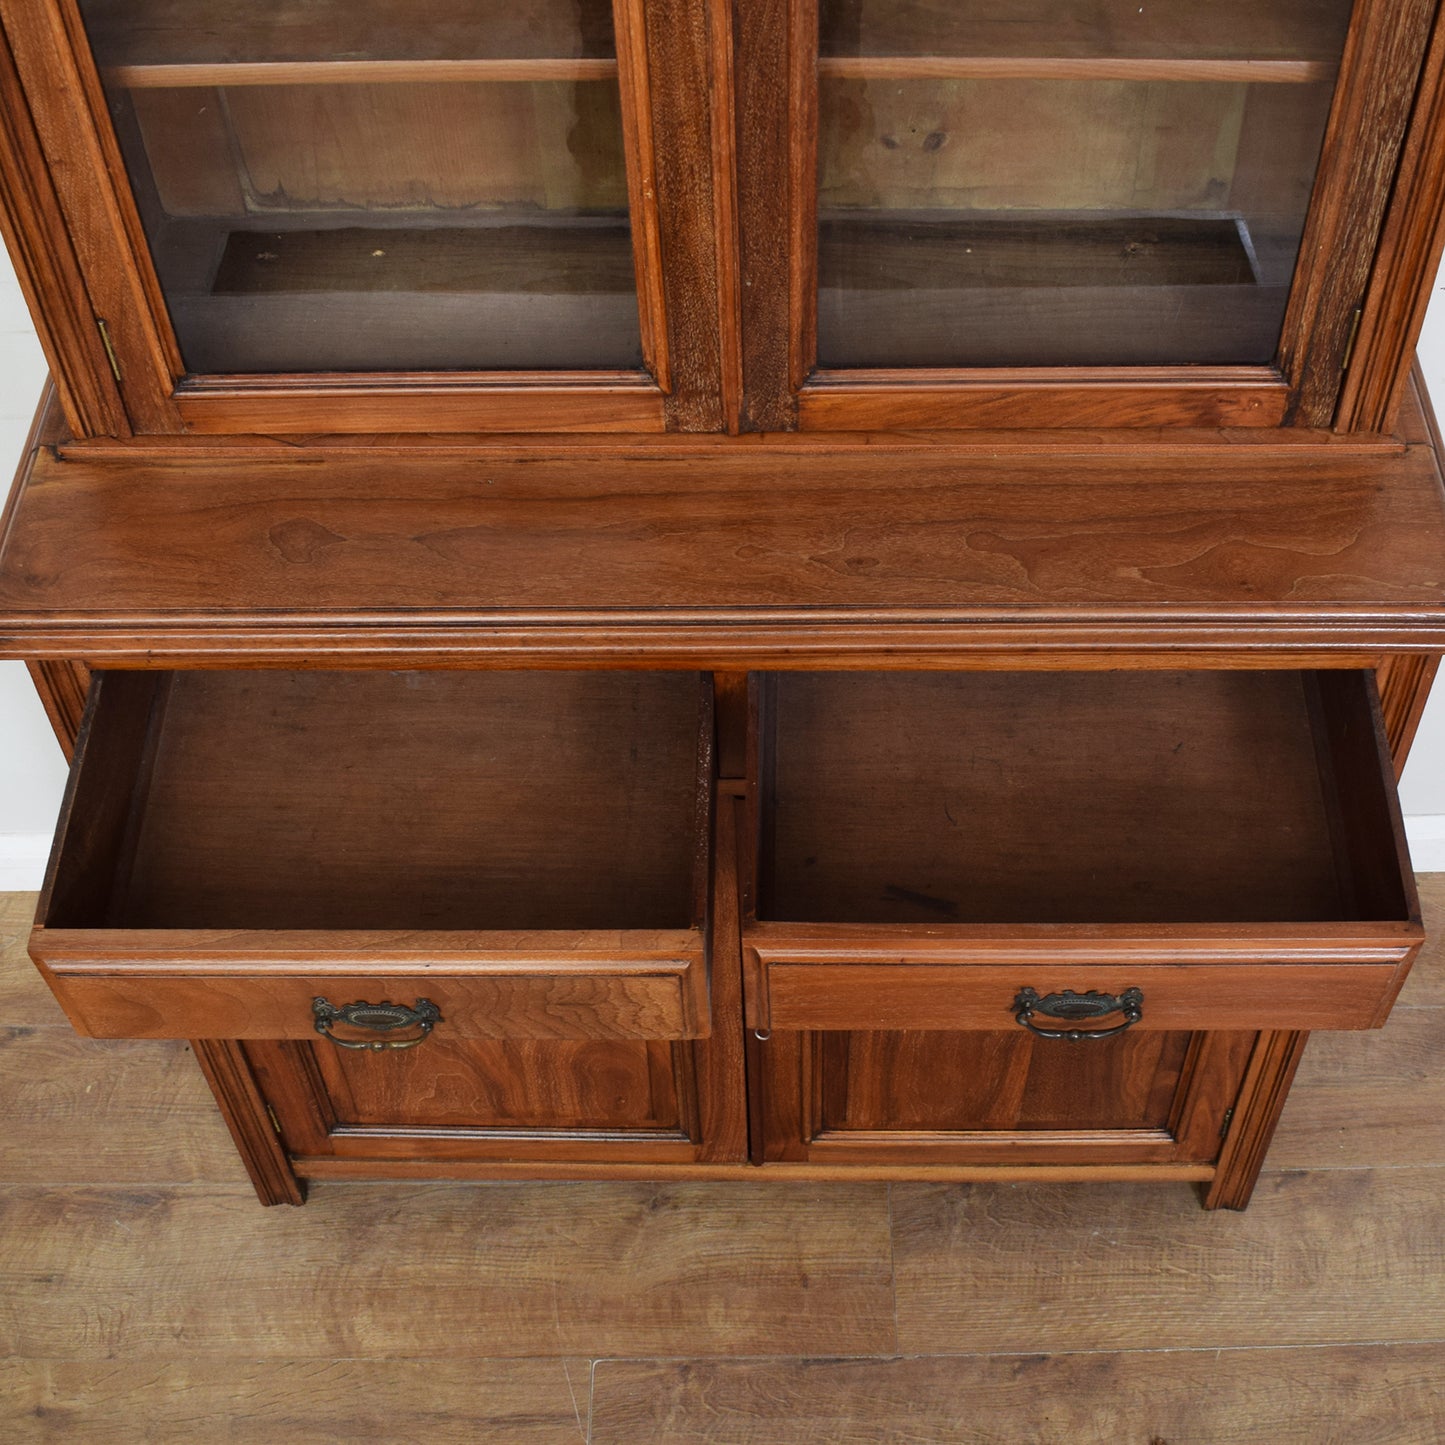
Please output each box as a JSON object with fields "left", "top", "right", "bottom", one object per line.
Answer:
{"left": 745, "top": 670, "right": 1423, "bottom": 1037}
{"left": 32, "top": 669, "right": 715, "bottom": 1043}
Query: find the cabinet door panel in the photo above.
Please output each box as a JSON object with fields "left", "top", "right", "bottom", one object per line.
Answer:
{"left": 759, "top": 1027, "right": 1254, "bottom": 1166}
{"left": 315, "top": 1037, "right": 683, "bottom": 1132}
{"left": 826, "top": 1029, "right": 1191, "bottom": 1133}
{"left": 246, "top": 1036, "right": 714, "bottom": 1166}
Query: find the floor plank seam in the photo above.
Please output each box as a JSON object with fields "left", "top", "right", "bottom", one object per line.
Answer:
{"left": 581, "top": 1338, "right": 1445, "bottom": 1368}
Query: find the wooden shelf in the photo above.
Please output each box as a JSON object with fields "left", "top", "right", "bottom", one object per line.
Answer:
{"left": 819, "top": 0, "right": 1351, "bottom": 74}
{"left": 154, "top": 219, "right": 644, "bottom": 373}
{"left": 818, "top": 56, "right": 1332, "bottom": 84}
{"left": 4, "top": 414, "right": 1445, "bottom": 664}
{"left": 207, "top": 222, "right": 638, "bottom": 298}
{"left": 821, "top": 214, "right": 1260, "bottom": 292}
{"left": 79, "top": 0, "right": 618, "bottom": 71}
{"left": 817, "top": 212, "right": 1281, "bottom": 368}
{"left": 107, "top": 58, "right": 619, "bottom": 90}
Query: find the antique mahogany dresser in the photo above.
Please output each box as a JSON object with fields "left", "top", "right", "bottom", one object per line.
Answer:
{"left": 3, "top": 0, "right": 1445, "bottom": 1208}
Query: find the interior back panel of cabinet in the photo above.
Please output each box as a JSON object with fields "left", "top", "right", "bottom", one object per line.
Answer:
{"left": 107, "top": 670, "right": 703, "bottom": 931}
{"left": 763, "top": 670, "right": 1356, "bottom": 925}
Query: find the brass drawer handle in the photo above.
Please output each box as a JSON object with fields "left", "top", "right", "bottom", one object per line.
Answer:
{"left": 1012, "top": 986, "right": 1143, "bottom": 1041}
{"left": 312, "top": 997, "right": 441, "bottom": 1050}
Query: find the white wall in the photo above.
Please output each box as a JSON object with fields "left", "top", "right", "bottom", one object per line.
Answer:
{"left": 4, "top": 255, "right": 1445, "bottom": 880}
{"left": 0, "top": 280, "right": 69, "bottom": 887}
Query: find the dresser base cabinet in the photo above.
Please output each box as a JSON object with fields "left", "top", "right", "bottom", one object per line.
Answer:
{"left": 23, "top": 663, "right": 1422, "bottom": 1208}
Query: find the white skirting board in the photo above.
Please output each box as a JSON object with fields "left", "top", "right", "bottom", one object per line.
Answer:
{"left": 4, "top": 824, "right": 1445, "bottom": 893}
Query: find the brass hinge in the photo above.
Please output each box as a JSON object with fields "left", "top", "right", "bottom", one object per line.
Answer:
{"left": 1340, "top": 307, "right": 1363, "bottom": 373}
{"left": 1219, "top": 1106, "right": 1235, "bottom": 1139}
{"left": 265, "top": 1104, "right": 283, "bottom": 1137}
{"left": 95, "top": 317, "right": 122, "bottom": 384}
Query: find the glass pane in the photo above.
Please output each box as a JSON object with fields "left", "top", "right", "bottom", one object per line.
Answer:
{"left": 78, "top": 0, "right": 642, "bottom": 374}
{"left": 817, "top": 0, "right": 1356, "bottom": 368}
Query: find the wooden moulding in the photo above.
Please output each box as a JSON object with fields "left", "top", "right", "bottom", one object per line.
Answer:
{"left": 1203, "top": 1029, "right": 1311, "bottom": 1209}
{"left": 31, "top": 668, "right": 717, "bottom": 1045}
{"left": 797, "top": 371, "right": 1291, "bottom": 430}
{"left": 191, "top": 1038, "right": 305, "bottom": 1206}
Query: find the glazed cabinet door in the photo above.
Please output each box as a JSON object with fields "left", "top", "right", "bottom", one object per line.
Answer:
{"left": 736, "top": 0, "right": 1443, "bottom": 430}
{"left": 0, "top": 0, "right": 736, "bottom": 433}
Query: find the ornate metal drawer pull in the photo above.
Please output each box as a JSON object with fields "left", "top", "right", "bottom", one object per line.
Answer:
{"left": 1012, "top": 986, "right": 1144, "bottom": 1041}
{"left": 312, "top": 997, "right": 441, "bottom": 1050}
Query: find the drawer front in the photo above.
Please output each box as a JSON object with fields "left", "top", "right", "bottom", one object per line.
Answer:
{"left": 746, "top": 927, "right": 1420, "bottom": 1034}
{"left": 31, "top": 928, "right": 709, "bottom": 1041}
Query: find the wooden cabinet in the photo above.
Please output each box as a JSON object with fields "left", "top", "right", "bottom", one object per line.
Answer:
{"left": 3, "top": 0, "right": 1444, "bottom": 435}
{"left": 3, "top": 0, "right": 1445, "bottom": 1210}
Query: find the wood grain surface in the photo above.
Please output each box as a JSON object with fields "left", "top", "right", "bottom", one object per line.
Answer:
{"left": 588, "top": 1345, "right": 1445, "bottom": 1443}
{"left": 0, "top": 1181, "right": 895, "bottom": 1359}
{"left": 890, "top": 1164, "right": 1445, "bottom": 1352}
{"left": 5, "top": 428, "right": 1445, "bottom": 663}
{"left": 3, "top": 1359, "right": 592, "bottom": 1443}
{"left": 3, "top": 880, "right": 1444, "bottom": 1437}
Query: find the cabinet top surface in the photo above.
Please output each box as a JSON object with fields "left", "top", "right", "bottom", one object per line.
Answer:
{"left": 4, "top": 400, "right": 1445, "bottom": 666}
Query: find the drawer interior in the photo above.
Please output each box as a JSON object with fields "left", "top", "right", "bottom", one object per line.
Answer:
{"left": 42, "top": 670, "right": 711, "bottom": 933}
{"left": 754, "top": 670, "right": 1413, "bottom": 927}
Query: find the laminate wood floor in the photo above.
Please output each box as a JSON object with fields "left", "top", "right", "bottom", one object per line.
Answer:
{"left": 2, "top": 884, "right": 1443, "bottom": 1442}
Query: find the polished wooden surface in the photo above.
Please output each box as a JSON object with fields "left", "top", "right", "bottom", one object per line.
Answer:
{"left": 43, "top": 670, "right": 710, "bottom": 931}
{"left": 757, "top": 670, "right": 1409, "bottom": 925}
{"left": 5, "top": 406, "right": 1445, "bottom": 664}
{"left": 36, "top": 947, "right": 709, "bottom": 1041}
{"left": 4, "top": 884, "right": 1444, "bottom": 1439}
